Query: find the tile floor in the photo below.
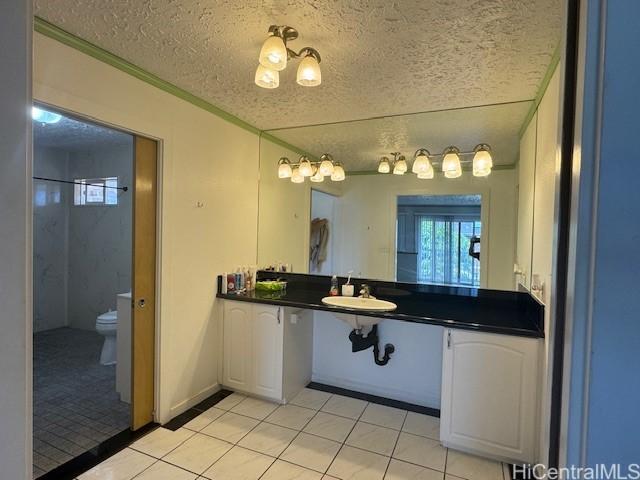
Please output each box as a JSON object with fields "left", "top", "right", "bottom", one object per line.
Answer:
{"left": 34, "top": 327, "right": 131, "bottom": 477}
{"left": 77, "top": 388, "right": 511, "bottom": 480}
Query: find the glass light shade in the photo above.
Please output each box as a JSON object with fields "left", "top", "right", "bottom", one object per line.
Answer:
{"left": 296, "top": 55, "right": 322, "bottom": 87}
{"left": 319, "top": 159, "right": 334, "bottom": 176}
{"left": 473, "top": 148, "right": 493, "bottom": 177}
{"left": 310, "top": 167, "right": 324, "bottom": 182}
{"left": 299, "top": 157, "right": 314, "bottom": 177}
{"left": 393, "top": 156, "right": 407, "bottom": 175}
{"left": 442, "top": 149, "right": 462, "bottom": 178}
{"left": 32, "top": 106, "right": 62, "bottom": 124}
{"left": 412, "top": 152, "right": 432, "bottom": 174}
{"left": 278, "top": 159, "right": 292, "bottom": 178}
{"left": 259, "top": 35, "right": 287, "bottom": 71}
{"left": 291, "top": 167, "right": 304, "bottom": 183}
{"left": 255, "top": 65, "right": 279, "bottom": 89}
{"left": 417, "top": 169, "right": 434, "bottom": 179}
{"left": 378, "top": 157, "right": 391, "bottom": 173}
{"left": 331, "top": 163, "right": 346, "bottom": 181}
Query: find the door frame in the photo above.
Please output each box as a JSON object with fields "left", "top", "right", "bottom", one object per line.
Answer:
{"left": 31, "top": 102, "right": 164, "bottom": 428}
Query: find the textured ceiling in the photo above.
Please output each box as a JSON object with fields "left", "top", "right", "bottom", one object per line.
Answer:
{"left": 34, "top": 109, "right": 132, "bottom": 149}
{"left": 263, "top": 100, "right": 532, "bottom": 171}
{"left": 35, "top": 0, "right": 563, "bottom": 130}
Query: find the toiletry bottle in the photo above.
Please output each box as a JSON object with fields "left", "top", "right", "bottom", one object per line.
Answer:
{"left": 330, "top": 275, "right": 339, "bottom": 296}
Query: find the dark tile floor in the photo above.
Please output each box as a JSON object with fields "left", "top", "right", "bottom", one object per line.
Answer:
{"left": 33, "top": 327, "right": 130, "bottom": 478}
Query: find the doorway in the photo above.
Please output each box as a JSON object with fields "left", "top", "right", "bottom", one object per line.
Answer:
{"left": 32, "top": 105, "right": 157, "bottom": 477}
{"left": 309, "top": 189, "right": 338, "bottom": 275}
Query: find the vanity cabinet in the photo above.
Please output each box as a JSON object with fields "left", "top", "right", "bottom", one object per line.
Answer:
{"left": 222, "top": 300, "right": 312, "bottom": 403}
{"left": 440, "top": 329, "right": 540, "bottom": 463}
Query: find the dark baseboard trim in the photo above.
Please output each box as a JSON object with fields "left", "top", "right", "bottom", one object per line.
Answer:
{"left": 163, "top": 389, "right": 235, "bottom": 431}
{"left": 38, "top": 422, "right": 158, "bottom": 480}
{"left": 307, "top": 382, "right": 440, "bottom": 418}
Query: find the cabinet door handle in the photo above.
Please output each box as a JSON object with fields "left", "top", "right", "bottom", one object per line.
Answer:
{"left": 277, "top": 307, "right": 281, "bottom": 324}
{"left": 447, "top": 330, "right": 451, "bottom": 349}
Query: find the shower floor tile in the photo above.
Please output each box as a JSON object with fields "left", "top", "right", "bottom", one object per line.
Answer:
{"left": 33, "top": 327, "right": 130, "bottom": 478}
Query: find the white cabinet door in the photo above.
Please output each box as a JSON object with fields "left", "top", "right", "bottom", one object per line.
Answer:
{"left": 441, "top": 329, "right": 540, "bottom": 463}
{"left": 252, "top": 305, "right": 284, "bottom": 399}
{"left": 223, "top": 301, "right": 253, "bottom": 392}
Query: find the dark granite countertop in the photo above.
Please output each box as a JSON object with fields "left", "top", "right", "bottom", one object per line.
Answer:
{"left": 217, "top": 272, "right": 544, "bottom": 338}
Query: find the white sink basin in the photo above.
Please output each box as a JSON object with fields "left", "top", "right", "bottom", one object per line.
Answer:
{"left": 321, "top": 296, "right": 397, "bottom": 312}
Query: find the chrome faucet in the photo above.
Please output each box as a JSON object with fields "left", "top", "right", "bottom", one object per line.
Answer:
{"left": 360, "top": 284, "right": 371, "bottom": 298}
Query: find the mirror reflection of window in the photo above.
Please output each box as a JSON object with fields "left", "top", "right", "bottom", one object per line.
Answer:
{"left": 396, "top": 195, "right": 481, "bottom": 287}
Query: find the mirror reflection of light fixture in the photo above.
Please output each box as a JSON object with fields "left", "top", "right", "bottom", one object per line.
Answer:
{"left": 417, "top": 169, "right": 434, "bottom": 179}
{"left": 378, "top": 156, "right": 391, "bottom": 174}
{"left": 319, "top": 154, "right": 335, "bottom": 176}
{"left": 331, "top": 162, "right": 346, "bottom": 181}
{"left": 310, "top": 167, "right": 324, "bottom": 182}
{"left": 412, "top": 149, "right": 432, "bottom": 174}
{"left": 393, "top": 154, "right": 407, "bottom": 175}
{"left": 442, "top": 146, "right": 462, "bottom": 178}
{"left": 472, "top": 144, "right": 493, "bottom": 177}
{"left": 299, "top": 156, "right": 314, "bottom": 177}
{"left": 291, "top": 166, "right": 304, "bottom": 183}
{"left": 256, "top": 26, "right": 322, "bottom": 89}
{"left": 277, "top": 157, "right": 292, "bottom": 178}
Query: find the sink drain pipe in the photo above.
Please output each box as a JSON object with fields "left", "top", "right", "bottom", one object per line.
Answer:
{"left": 348, "top": 324, "right": 395, "bottom": 366}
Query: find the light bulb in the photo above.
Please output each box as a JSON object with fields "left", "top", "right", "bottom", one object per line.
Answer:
{"left": 296, "top": 54, "right": 321, "bottom": 87}
{"left": 255, "top": 65, "right": 279, "bottom": 89}
{"left": 378, "top": 157, "right": 390, "bottom": 174}
{"left": 291, "top": 166, "right": 304, "bottom": 183}
{"left": 473, "top": 145, "right": 493, "bottom": 177}
{"left": 442, "top": 147, "right": 462, "bottom": 179}
{"left": 331, "top": 163, "right": 346, "bottom": 181}
{"left": 259, "top": 35, "right": 287, "bottom": 71}
{"left": 319, "top": 155, "right": 334, "bottom": 176}
{"left": 412, "top": 150, "right": 432, "bottom": 174}
{"left": 278, "top": 157, "right": 292, "bottom": 178}
{"left": 393, "top": 156, "right": 407, "bottom": 175}
{"left": 32, "top": 106, "right": 62, "bottom": 124}
{"left": 310, "top": 167, "right": 324, "bottom": 182}
{"left": 299, "top": 157, "right": 313, "bottom": 177}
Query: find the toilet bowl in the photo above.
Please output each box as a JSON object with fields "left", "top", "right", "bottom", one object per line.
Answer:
{"left": 96, "top": 310, "right": 118, "bottom": 365}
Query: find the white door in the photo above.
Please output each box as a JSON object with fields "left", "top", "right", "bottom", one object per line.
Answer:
{"left": 441, "top": 329, "right": 540, "bottom": 463}
{"left": 252, "top": 305, "right": 284, "bottom": 400}
{"left": 223, "top": 301, "right": 253, "bottom": 391}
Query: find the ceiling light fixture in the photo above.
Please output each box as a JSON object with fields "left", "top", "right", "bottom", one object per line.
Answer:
{"left": 256, "top": 25, "right": 322, "bottom": 89}
{"left": 32, "top": 106, "right": 62, "bottom": 124}
{"left": 277, "top": 154, "right": 345, "bottom": 183}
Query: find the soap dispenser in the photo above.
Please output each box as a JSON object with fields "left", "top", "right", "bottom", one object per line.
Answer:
{"left": 330, "top": 275, "right": 339, "bottom": 296}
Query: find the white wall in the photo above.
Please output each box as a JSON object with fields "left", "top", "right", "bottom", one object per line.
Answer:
{"left": 312, "top": 312, "right": 443, "bottom": 408}
{"left": 517, "top": 114, "right": 537, "bottom": 290}
{"left": 0, "top": 0, "right": 32, "bottom": 478}
{"left": 332, "top": 170, "right": 517, "bottom": 290}
{"left": 33, "top": 32, "right": 260, "bottom": 423}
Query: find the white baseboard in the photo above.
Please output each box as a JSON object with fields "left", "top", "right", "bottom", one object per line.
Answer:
{"left": 311, "top": 373, "right": 440, "bottom": 409}
{"left": 166, "top": 383, "right": 221, "bottom": 423}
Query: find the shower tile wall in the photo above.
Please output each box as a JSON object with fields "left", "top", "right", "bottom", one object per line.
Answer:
{"left": 33, "top": 142, "right": 133, "bottom": 331}
{"left": 67, "top": 144, "right": 133, "bottom": 330}
{"left": 33, "top": 146, "right": 69, "bottom": 332}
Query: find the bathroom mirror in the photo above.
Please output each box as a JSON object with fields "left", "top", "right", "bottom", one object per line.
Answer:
{"left": 257, "top": 70, "right": 561, "bottom": 293}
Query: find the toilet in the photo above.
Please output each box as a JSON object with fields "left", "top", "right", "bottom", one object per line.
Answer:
{"left": 96, "top": 310, "right": 118, "bottom": 365}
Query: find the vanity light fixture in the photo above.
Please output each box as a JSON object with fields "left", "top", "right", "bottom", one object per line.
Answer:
{"left": 392, "top": 153, "right": 408, "bottom": 175}
{"left": 412, "top": 149, "right": 433, "bottom": 175}
{"left": 277, "top": 154, "right": 345, "bottom": 183}
{"left": 377, "top": 156, "right": 391, "bottom": 174}
{"left": 472, "top": 144, "right": 493, "bottom": 177}
{"left": 256, "top": 26, "right": 322, "bottom": 89}
{"left": 277, "top": 157, "right": 292, "bottom": 178}
{"left": 442, "top": 146, "right": 462, "bottom": 178}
